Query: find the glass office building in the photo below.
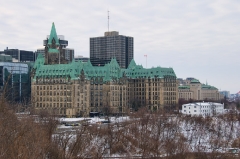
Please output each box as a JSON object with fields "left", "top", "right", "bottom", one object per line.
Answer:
{"left": 0, "top": 62, "right": 30, "bottom": 103}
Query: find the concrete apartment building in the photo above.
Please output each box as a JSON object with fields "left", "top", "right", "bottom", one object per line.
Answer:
{"left": 31, "top": 23, "right": 178, "bottom": 117}
{"left": 178, "top": 78, "right": 223, "bottom": 101}
{"left": 90, "top": 31, "right": 133, "bottom": 69}
{"left": 0, "top": 48, "right": 35, "bottom": 62}
{"left": 74, "top": 55, "right": 89, "bottom": 62}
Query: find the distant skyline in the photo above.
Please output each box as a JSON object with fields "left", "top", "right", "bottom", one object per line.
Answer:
{"left": 0, "top": 0, "right": 239, "bottom": 93}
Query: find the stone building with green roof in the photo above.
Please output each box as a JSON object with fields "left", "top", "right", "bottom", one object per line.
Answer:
{"left": 31, "top": 23, "right": 178, "bottom": 117}
{"left": 178, "top": 78, "right": 223, "bottom": 101}
{"left": 124, "top": 59, "right": 178, "bottom": 111}
{"left": 32, "top": 53, "right": 128, "bottom": 116}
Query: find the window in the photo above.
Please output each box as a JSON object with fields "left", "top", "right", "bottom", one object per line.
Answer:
{"left": 194, "top": 110, "right": 196, "bottom": 112}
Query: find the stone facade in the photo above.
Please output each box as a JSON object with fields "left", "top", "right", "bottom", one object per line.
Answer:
{"left": 31, "top": 75, "right": 130, "bottom": 117}
{"left": 128, "top": 76, "right": 178, "bottom": 111}
{"left": 31, "top": 23, "right": 178, "bottom": 117}
{"left": 178, "top": 78, "right": 222, "bottom": 101}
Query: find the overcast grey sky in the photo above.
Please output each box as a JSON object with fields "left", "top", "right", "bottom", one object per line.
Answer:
{"left": 0, "top": 0, "right": 239, "bottom": 93}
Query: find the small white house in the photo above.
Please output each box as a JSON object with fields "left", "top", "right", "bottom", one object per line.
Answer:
{"left": 182, "top": 102, "right": 224, "bottom": 116}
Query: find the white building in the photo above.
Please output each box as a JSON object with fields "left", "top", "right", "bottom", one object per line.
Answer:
{"left": 182, "top": 102, "right": 224, "bottom": 116}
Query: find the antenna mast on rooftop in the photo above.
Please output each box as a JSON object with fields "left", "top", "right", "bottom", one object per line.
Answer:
{"left": 144, "top": 54, "right": 147, "bottom": 68}
{"left": 108, "top": 10, "right": 110, "bottom": 32}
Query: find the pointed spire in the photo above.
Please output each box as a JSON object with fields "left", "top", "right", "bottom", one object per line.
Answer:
{"left": 127, "top": 59, "right": 136, "bottom": 69}
{"left": 206, "top": 80, "right": 208, "bottom": 85}
{"left": 85, "top": 59, "right": 92, "bottom": 67}
{"left": 48, "top": 22, "right": 59, "bottom": 45}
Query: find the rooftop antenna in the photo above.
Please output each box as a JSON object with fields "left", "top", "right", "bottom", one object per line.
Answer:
{"left": 144, "top": 54, "right": 147, "bottom": 68}
{"left": 108, "top": 10, "right": 110, "bottom": 32}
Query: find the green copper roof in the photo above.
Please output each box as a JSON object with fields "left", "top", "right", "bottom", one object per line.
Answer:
{"left": 178, "top": 85, "right": 190, "bottom": 89}
{"left": 48, "top": 23, "right": 59, "bottom": 45}
{"left": 190, "top": 79, "right": 200, "bottom": 83}
{"left": 48, "top": 48, "right": 59, "bottom": 53}
{"left": 33, "top": 56, "right": 123, "bottom": 82}
{"left": 201, "top": 84, "right": 217, "bottom": 90}
{"left": 127, "top": 59, "right": 137, "bottom": 69}
{"left": 33, "top": 56, "right": 177, "bottom": 82}
{"left": 178, "top": 83, "right": 218, "bottom": 90}
{"left": 33, "top": 54, "right": 45, "bottom": 70}
{"left": 124, "top": 59, "right": 176, "bottom": 79}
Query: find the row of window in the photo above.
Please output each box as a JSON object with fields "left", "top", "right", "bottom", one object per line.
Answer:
{"left": 179, "top": 90, "right": 191, "bottom": 92}
{"left": 112, "top": 92, "right": 126, "bottom": 96}
{"left": 184, "top": 110, "right": 197, "bottom": 113}
{"left": 164, "top": 92, "right": 176, "bottom": 95}
{"left": 110, "top": 86, "right": 127, "bottom": 90}
{"left": 36, "top": 103, "right": 72, "bottom": 108}
{"left": 183, "top": 105, "right": 223, "bottom": 109}
{"left": 164, "top": 97, "right": 176, "bottom": 100}
{"left": 179, "top": 92, "right": 192, "bottom": 95}
{"left": 111, "top": 97, "right": 126, "bottom": 101}
{"left": 37, "top": 97, "right": 72, "bottom": 102}
{"left": 36, "top": 85, "right": 71, "bottom": 90}
{"left": 36, "top": 91, "right": 71, "bottom": 96}
{"left": 164, "top": 88, "right": 176, "bottom": 91}
{"left": 165, "top": 101, "right": 176, "bottom": 105}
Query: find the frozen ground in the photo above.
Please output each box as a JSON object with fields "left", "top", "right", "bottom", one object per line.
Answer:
{"left": 57, "top": 116, "right": 130, "bottom": 129}
{"left": 59, "top": 116, "right": 129, "bottom": 123}
{"left": 54, "top": 115, "right": 240, "bottom": 157}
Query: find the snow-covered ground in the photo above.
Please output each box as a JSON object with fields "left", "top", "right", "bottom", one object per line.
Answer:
{"left": 54, "top": 114, "right": 240, "bottom": 157}
{"left": 57, "top": 116, "right": 130, "bottom": 129}
{"left": 59, "top": 116, "right": 130, "bottom": 124}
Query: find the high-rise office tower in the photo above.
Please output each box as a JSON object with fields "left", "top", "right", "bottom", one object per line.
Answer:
{"left": 0, "top": 47, "right": 35, "bottom": 62}
{"left": 90, "top": 31, "right": 133, "bottom": 68}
